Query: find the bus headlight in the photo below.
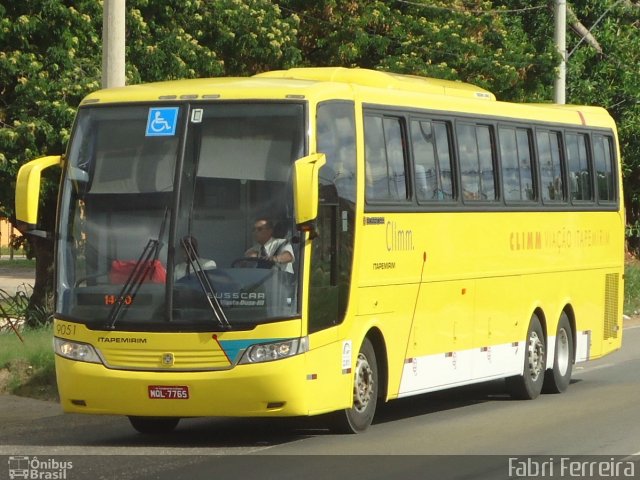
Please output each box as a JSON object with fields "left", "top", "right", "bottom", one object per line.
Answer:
{"left": 239, "top": 337, "right": 308, "bottom": 364}
{"left": 54, "top": 337, "right": 102, "bottom": 364}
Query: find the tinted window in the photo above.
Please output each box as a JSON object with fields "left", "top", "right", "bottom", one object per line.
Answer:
{"left": 499, "top": 126, "right": 535, "bottom": 202}
{"left": 537, "top": 130, "right": 564, "bottom": 202}
{"left": 593, "top": 134, "right": 616, "bottom": 202}
{"left": 566, "top": 132, "right": 592, "bottom": 201}
{"left": 411, "top": 120, "right": 454, "bottom": 202}
{"left": 457, "top": 123, "right": 496, "bottom": 201}
{"left": 365, "top": 115, "right": 408, "bottom": 202}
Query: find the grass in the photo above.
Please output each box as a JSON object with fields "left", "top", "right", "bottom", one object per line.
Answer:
{"left": 0, "top": 258, "right": 35, "bottom": 271}
{"left": 624, "top": 260, "right": 640, "bottom": 316}
{"left": 0, "top": 324, "right": 56, "bottom": 399}
{"left": 0, "top": 246, "right": 27, "bottom": 256}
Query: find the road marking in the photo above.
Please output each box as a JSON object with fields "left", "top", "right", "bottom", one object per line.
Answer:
{"left": 0, "top": 444, "right": 276, "bottom": 455}
{"left": 621, "top": 451, "right": 640, "bottom": 461}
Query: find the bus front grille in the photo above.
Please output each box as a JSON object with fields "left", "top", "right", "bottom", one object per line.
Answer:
{"left": 100, "top": 347, "right": 232, "bottom": 371}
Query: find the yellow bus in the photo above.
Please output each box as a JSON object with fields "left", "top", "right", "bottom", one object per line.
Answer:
{"left": 15, "top": 67, "right": 624, "bottom": 434}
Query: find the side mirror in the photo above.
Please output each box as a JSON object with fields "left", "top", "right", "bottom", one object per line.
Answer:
{"left": 15, "top": 155, "right": 62, "bottom": 233}
{"left": 293, "top": 153, "right": 326, "bottom": 235}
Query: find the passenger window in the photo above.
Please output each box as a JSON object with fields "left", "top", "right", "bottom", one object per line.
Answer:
{"left": 537, "top": 130, "right": 564, "bottom": 202}
{"left": 457, "top": 123, "right": 496, "bottom": 201}
{"left": 411, "top": 119, "right": 454, "bottom": 202}
{"left": 566, "top": 133, "right": 592, "bottom": 201}
{"left": 499, "top": 126, "right": 535, "bottom": 202}
{"left": 593, "top": 134, "right": 616, "bottom": 203}
{"left": 365, "top": 115, "right": 408, "bottom": 202}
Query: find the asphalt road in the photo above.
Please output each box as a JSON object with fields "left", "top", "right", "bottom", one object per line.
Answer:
{"left": 1, "top": 323, "right": 640, "bottom": 480}
{"left": 0, "top": 260, "right": 34, "bottom": 295}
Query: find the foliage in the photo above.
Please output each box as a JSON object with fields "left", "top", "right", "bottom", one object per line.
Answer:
{"left": 0, "top": 285, "right": 31, "bottom": 326}
{"left": 624, "top": 260, "right": 640, "bottom": 315}
{"left": 498, "top": 0, "right": 640, "bottom": 249}
{"left": 2, "top": 0, "right": 640, "bottom": 320}
{"left": 199, "top": 0, "right": 301, "bottom": 75}
{"left": 126, "top": 0, "right": 301, "bottom": 82}
{"left": 0, "top": 0, "right": 301, "bottom": 324}
{"left": 563, "top": 0, "right": 640, "bottom": 251}
{"left": 279, "top": 0, "right": 558, "bottom": 100}
{"left": 0, "top": 0, "right": 102, "bottom": 219}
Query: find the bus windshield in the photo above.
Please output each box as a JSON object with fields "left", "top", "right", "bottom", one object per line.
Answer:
{"left": 57, "top": 102, "right": 306, "bottom": 330}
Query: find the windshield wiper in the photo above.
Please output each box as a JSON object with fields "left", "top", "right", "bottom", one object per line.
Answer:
{"left": 181, "top": 237, "right": 231, "bottom": 330}
{"left": 106, "top": 208, "right": 169, "bottom": 330}
{"left": 106, "top": 238, "right": 161, "bottom": 330}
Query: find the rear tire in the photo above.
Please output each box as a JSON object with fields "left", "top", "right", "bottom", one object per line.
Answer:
{"left": 128, "top": 416, "right": 180, "bottom": 434}
{"left": 543, "top": 313, "right": 574, "bottom": 393}
{"left": 330, "top": 338, "right": 378, "bottom": 434}
{"left": 506, "top": 314, "right": 546, "bottom": 400}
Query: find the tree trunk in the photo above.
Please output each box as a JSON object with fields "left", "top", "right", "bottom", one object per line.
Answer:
{"left": 19, "top": 180, "right": 59, "bottom": 328}
{"left": 567, "top": 5, "right": 603, "bottom": 55}
{"left": 25, "top": 234, "right": 55, "bottom": 327}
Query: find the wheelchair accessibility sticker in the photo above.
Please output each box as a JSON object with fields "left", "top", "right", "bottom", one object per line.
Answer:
{"left": 146, "top": 107, "right": 179, "bottom": 136}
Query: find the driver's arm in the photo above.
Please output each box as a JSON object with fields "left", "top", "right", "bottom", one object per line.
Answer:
{"left": 272, "top": 251, "right": 293, "bottom": 265}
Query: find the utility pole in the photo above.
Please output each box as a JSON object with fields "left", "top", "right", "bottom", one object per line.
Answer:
{"left": 554, "top": 0, "right": 567, "bottom": 104}
{"left": 102, "top": 0, "right": 126, "bottom": 88}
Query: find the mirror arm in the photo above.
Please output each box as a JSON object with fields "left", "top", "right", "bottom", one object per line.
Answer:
{"left": 297, "top": 220, "right": 319, "bottom": 240}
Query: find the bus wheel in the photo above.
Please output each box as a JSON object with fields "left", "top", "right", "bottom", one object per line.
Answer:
{"left": 330, "top": 338, "right": 378, "bottom": 434}
{"left": 128, "top": 416, "right": 180, "bottom": 434}
{"left": 543, "top": 313, "right": 574, "bottom": 394}
{"left": 506, "top": 314, "right": 546, "bottom": 400}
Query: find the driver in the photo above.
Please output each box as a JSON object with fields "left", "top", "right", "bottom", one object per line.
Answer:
{"left": 244, "top": 218, "right": 294, "bottom": 273}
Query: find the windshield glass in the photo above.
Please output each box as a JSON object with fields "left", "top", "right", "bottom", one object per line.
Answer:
{"left": 57, "top": 103, "right": 305, "bottom": 330}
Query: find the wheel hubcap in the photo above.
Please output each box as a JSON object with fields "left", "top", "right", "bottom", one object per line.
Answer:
{"left": 353, "top": 352, "right": 374, "bottom": 412}
{"left": 528, "top": 331, "right": 545, "bottom": 381}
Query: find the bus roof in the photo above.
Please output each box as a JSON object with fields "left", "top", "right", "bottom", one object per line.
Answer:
{"left": 79, "top": 67, "right": 613, "bottom": 129}
{"left": 255, "top": 67, "right": 497, "bottom": 101}
{"left": 80, "top": 67, "right": 496, "bottom": 105}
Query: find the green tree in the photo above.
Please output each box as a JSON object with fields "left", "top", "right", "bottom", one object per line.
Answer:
{"left": 1, "top": 0, "right": 301, "bottom": 325}
{"left": 125, "top": 0, "right": 301, "bottom": 81}
{"left": 3, "top": 0, "right": 640, "bottom": 324}
{"left": 0, "top": 0, "right": 102, "bottom": 323}
{"left": 561, "top": 0, "right": 640, "bottom": 249}
{"left": 279, "top": 0, "right": 558, "bottom": 100}
{"left": 497, "top": 0, "right": 640, "bottom": 249}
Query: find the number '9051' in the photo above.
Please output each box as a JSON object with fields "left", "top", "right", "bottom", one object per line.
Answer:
{"left": 56, "top": 323, "right": 77, "bottom": 336}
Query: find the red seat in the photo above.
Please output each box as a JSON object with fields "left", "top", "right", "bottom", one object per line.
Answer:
{"left": 109, "top": 259, "right": 166, "bottom": 284}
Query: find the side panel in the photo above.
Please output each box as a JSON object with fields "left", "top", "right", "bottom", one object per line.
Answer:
{"left": 352, "top": 210, "right": 623, "bottom": 399}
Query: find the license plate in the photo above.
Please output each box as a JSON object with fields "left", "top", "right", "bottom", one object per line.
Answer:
{"left": 148, "top": 385, "right": 189, "bottom": 399}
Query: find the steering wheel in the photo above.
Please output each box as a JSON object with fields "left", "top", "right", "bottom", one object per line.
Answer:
{"left": 231, "top": 257, "right": 274, "bottom": 269}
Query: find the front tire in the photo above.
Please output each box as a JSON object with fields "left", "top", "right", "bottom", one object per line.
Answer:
{"left": 543, "top": 313, "right": 574, "bottom": 393}
{"left": 506, "top": 314, "right": 546, "bottom": 400}
{"left": 330, "top": 338, "right": 378, "bottom": 433}
{"left": 128, "top": 416, "right": 180, "bottom": 434}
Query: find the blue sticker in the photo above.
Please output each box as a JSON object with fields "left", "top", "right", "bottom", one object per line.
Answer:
{"left": 146, "top": 107, "right": 179, "bottom": 136}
